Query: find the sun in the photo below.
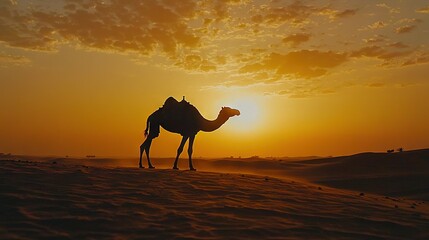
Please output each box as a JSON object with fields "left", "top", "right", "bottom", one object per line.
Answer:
{"left": 227, "top": 97, "right": 262, "bottom": 132}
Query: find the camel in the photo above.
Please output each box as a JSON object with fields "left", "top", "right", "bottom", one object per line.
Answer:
{"left": 139, "top": 96, "right": 240, "bottom": 170}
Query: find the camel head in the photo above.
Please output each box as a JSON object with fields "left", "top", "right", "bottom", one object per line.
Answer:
{"left": 220, "top": 107, "right": 240, "bottom": 119}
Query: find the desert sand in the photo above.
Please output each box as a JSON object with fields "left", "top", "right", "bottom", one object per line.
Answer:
{"left": 1, "top": 149, "right": 429, "bottom": 239}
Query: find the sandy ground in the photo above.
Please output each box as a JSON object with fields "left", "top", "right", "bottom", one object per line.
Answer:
{"left": 1, "top": 150, "right": 429, "bottom": 239}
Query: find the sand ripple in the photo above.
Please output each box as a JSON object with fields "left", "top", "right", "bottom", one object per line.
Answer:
{"left": 1, "top": 160, "right": 428, "bottom": 239}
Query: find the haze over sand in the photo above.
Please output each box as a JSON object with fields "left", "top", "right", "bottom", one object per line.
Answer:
{"left": 1, "top": 149, "right": 429, "bottom": 239}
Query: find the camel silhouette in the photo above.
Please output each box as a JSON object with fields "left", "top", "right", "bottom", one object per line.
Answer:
{"left": 139, "top": 96, "right": 240, "bottom": 170}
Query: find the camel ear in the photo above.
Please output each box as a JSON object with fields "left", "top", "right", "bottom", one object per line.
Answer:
{"left": 222, "top": 107, "right": 224, "bottom": 109}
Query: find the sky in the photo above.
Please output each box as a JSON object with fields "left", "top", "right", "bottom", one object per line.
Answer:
{"left": 1, "top": 0, "right": 429, "bottom": 158}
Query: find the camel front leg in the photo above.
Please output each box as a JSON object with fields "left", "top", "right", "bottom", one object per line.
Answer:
{"left": 188, "top": 135, "right": 196, "bottom": 171}
{"left": 144, "top": 138, "right": 155, "bottom": 168}
{"left": 173, "top": 136, "right": 188, "bottom": 170}
{"left": 139, "top": 142, "right": 145, "bottom": 168}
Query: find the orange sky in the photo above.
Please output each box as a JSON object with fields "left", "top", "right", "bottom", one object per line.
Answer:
{"left": 1, "top": 0, "right": 429, "bottom": 158}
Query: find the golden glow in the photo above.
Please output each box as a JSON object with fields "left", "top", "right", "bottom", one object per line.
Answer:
{"left": 227, "top": 97, "right": 262, "bottom": 133}
{"left": 1, "top": 1, "right": 429, "bottom": 158}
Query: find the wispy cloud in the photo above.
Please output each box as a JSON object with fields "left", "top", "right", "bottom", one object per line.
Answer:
{"left": 368, "top": 21, "right": 387, "bottom": 29}
{"left": 402, "top": 53, "right": 429, "bottom": 66}
{"left": 250, "top": 1, "right": 320, "bottom": 26}
{"left": 395, "top": 18, "right": 421, "bottom": 34}
{"left": 376, "top": 3, "right": 400, "bottom": 14}
{"left": 240, "top": 50, "right": 348, "bottom": 79}
{"left": 416, "top": 6, "right": 429, "bottom": 14}
{"left": 282, "top": 33, "right": 311, "bottom": 47}
{"left": 395, "top": 25, "right": 417, "bottom": 34}
{"left": 320, "top": 8, "right": 358, "bottom": 20}
{"left": 0, "top": 52, "right": 31, "bottom": 67}
{"left": 175, "top": 54, "right": 217, "bottom": 72}
{"left": 351, "top": 45, "right": 412, "bottom": 63}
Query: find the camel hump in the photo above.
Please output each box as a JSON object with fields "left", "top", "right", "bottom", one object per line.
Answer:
{"left": 163, "top": 96, "right": 191, "bottom": 110}
{"left": 163, "top": 96, "right": 179, "bottom": 108}
{"left": 161, "top": 96, "right": 195, "bottom": 120}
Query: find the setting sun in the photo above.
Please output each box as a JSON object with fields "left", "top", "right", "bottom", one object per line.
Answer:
{"left": 227, "top": 97, "right": 262, "bottom": 132}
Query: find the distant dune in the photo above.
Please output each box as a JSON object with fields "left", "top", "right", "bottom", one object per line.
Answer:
{"left": 206, "top": 149, "right": 429, "bottom": 201}
{"left": 1, "top": 150, "right": 429, "bottom": 239}
{"left": 287, "top": 149, "right": 429, "bottom": 201}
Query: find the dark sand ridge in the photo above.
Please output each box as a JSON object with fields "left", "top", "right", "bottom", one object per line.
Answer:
{"left": 1, "top": 159, "right": 428, "bottom": 239}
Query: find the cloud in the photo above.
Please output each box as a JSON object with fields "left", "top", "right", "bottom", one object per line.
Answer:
{"left": 250, "top": 1, "right": 321, "bottom": 26}
{"left": 0, "top": 52, "right": 31, "bottom": 66}
{"left": 389, "top": 42, "right": 408, "bottom": 49}
{"left": 395, "top": 25, "right": 417, "bottom": 34}
{"left": 333, "top": 9, "right": 358, "bottom": 18}
{"left": 331, "top": 9, "right": 358, "bottom": 19}
{"left": 368, "top": 82, "right": 385, "bottom": 88}
{"left": 394, "top": 18, "right": 421, "bottom": 34}
{"left": 0, "top": 0, "right": 200, "bottom": 55}
{"left": 175, "top": 54, "right": 217, "bottom": 72}
{"left": 207, "top": 0, "right": 247, "bottom": 22}
{"left": 416, "top": 6, "right": 429, "bottom": 13}
{"left": 402, "top": 54, "right": 429, "bottom": 66}
{"left": 368, "top": 21, "right": 386, "bottom": 29}
{"left": 397, "top": 18, "right": 421, "bottom": 24}
{"left": 0, "top": 2, "right": 57, "bottom": 51}
{"left": 251, "top": 1, "right": 354, "bottom": 26}
{"left": 351, "top": 46, "right": 385, "bottom": 58}
{"left": 240, "top": 50, "right": 348, "bottom": 79}
{"left": 351, "top": 46, "right": 412, "bottom": 63}
{"left": 376, "top": 3, "right": 399, "bottom": 14}
{"left": 275, "top": 84, "right": 337, "bottom": 98}
{"left": 282, "top": 33, "right": 310, "bottom": 46}
{"left": 319, "top": 8, "right": 358, "bottom": 20}
{"left": 363, "top": 35, "right": 385, "bottom": 44}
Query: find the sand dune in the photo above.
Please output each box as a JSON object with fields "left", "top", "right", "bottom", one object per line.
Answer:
{"left": 1, "top": 156, "right": 429, "bottom": 239}
{"left": 294, "top": 150, "right": 429, "bottom": 201}
{"left": 204, "top": 149, "right": 429, "bottom": 201}
{"left": 5, "top": 149, "right": 429, "bottom": 202}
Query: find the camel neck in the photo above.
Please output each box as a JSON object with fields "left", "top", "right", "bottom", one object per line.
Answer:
{"left": 200, "top": 115, "right": 228, "bottom": 132}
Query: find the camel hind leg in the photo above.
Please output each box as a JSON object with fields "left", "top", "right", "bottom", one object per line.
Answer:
{"left": 140, "top": 118, "right": 160, "bottom": 169}
{"left": 188, "top": 135, "right": 196, "bottom": 171}
{"left": 139, "top": 137, "right": 155, "bottom": 169}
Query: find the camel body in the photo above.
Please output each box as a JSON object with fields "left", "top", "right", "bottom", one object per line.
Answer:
{"left": 150, "top": 97, "right": 202, "bottom": 136}
{"left": 139, "top": 97, "right": 240, "bottom": 170}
